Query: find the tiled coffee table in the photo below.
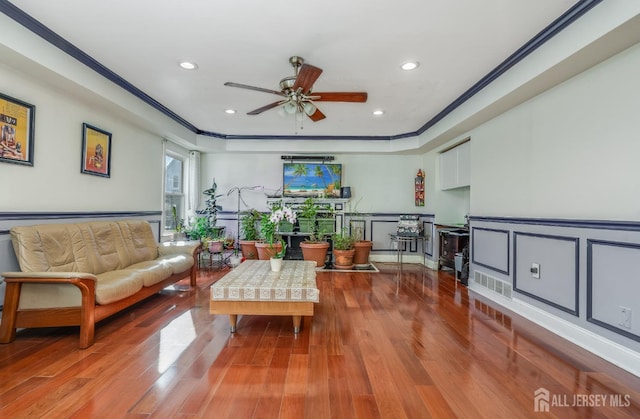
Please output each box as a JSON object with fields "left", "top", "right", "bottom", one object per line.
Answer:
{"left": 210, "top": 260, "right": 319, "bottom": 333}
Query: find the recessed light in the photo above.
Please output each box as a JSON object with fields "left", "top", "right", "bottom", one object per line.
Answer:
{"left": 179, "top": 61, "right": 198, "bottom": 70}
{"left": 401, "top": 61, "right": 419, "bottom": 71}
{"left": 224, "top": 109, "right": 236, "bottom": 114}
{"left": 373, "top": 110, "right": 384, "bottom": 116}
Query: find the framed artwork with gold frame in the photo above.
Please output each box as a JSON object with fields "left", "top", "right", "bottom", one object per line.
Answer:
{"left": 0, "top": 92, "right": 35, "bottom": 166}
{"left": 81, "top": 123, "right": 112, "bottom": 178}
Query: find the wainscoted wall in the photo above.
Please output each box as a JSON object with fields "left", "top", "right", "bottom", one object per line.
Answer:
{"left": 215, "top": 210, "right": 436, "bottom": 265}
{"left": 0, "top": 212, "right": 162, "bottom": 308}
{"left": 470, "top": 216, "right": 640, "bottom": 376}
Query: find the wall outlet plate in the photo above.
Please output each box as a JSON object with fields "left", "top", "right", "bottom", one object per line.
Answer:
{"left": 531, "top": 263, "right": 540, "bottom": 279}
{"left": 620, "top": 306, "right": 632, "bottom": 329}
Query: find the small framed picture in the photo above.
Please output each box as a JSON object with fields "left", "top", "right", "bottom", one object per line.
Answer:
{"left": 0, "top": 92, "right": 35, "bottom": 166}
{"left": 81, "top": 123, "right": 112, "bottom": 178}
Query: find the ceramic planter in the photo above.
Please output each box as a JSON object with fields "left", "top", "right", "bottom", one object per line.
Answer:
{"left": 239, "top": 240, "right": 259, "bottom": 260}
{"left": 300, "top": 241, "right": 330, "bottom": 268}
{"left": 270, "top": 257, "right": 283, "bottom": 272}
{"left": 333, "top": 248, "right": 356, "bottom": 270}
{"left": 255, "top": 242, "right": 283, "bottom": 260}
{"left": 353, "top": 240, "right": 373, "bottom": 267}
{"left": 208, "top": 240, "right": 224, "bottom": 253}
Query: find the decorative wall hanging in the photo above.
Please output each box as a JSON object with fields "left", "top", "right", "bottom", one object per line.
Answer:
{"left": 415, "top": 169, "right": 425, "bottom": 206}
{"left": 81, "top": 123, "right": 112, "bottom": 178}
{"left": 0, "top": 92, "right": 35, "bottom": 166}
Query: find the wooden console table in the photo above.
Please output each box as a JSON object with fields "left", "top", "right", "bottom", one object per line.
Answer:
{"left": 210, "top": 260, "right": 319, "bottom": 333}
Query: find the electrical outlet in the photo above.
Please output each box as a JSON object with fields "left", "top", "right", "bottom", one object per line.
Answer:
{"left": 619, "top": 306, "right": 632, "bottom": 329}
{"left": 530, "top": 263, "right": 540, "bottom": 279}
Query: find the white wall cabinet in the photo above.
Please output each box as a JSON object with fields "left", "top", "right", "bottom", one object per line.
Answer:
{"left": 440, "top": 140, "right": 470, "bottom": 190}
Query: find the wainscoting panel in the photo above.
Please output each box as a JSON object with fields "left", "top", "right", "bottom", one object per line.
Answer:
{"left": 469, "top": 216, "right": 640, "bottom": 375}
{"left": 471, "top": 227, "right": 509, "bottom": 274}
{"left": 0, "top": 232, "right": 19, "bottom": 307}
{"left": 588, "top": 240, "right": 640, "bottom": 342}
{"left": 371, "top": 219, "right": 400, "bottom": 252}
{"left": 514, "top": 232, "right": 579, "bottom": 315}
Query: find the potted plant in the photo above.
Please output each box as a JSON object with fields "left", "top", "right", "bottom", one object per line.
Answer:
{"left": 207, "top": 229, "right": 225, "bottom": 253}
{"left": 239, "top": 209, "right": 261, "bottom": 260}
{"left": 300, "top": 225, "right": 331, "bottom": 269}
{"left": 297, "top": 197, "right": 319, "bottom": 233}
{"left": 202, "top": 178, "right": 223, "bottom": 227}
{"left": 255, "top": 204, "right": 296, "bottom": 261}
{"left": 171, "top": 205, "right": 185, "bottom": 240}
{"left": 332, "top": 228, "right": 356, "bottom": 270}
{"left": 348, "top": 199, "right": 372, "bottom": 267}
{"left": 316, "top": 205, "right": 335, "bottom": 235}
{"left": 185, "top": 216, "right": 215, "bottom": 242}
{"left": 299, "top": 201, "right": 334, "bottom": 268}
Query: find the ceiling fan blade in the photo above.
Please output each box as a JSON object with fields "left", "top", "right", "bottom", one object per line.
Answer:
{"left": 311, "top": 92, "right": 368, "bottom": 102}
{"left": 307, "top": 107, "right": 326, "bottom": 122}
{"left": 247, "top": 101, "right": 284, "bottom": 115}
{"left": 292, "top": 64, "right": 323, "bottom": 94}
{"left": 224, "top": 82, "right": 286, "bottom": 97}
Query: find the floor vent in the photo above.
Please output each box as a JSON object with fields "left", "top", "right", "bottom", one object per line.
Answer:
{"left": 473, "top": 270, "right": 512, "bottom": 299}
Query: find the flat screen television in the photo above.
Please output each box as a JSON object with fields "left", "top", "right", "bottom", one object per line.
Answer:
{"left": 283, "top": 163, "right": 342, "bottom": 198}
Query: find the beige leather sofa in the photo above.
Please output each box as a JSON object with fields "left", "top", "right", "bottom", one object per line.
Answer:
{"left": 0, "top": 219, "right": 199, "bottom": 348}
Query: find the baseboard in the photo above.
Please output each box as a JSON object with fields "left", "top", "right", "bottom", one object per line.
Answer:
{"left": 470, "top": 285, "right": 640, "bottom": 378}
{"left": 370, "top": 254, "right": 438, "bottom": 269}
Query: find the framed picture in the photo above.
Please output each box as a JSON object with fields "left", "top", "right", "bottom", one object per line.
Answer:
{"left": 81, "top": 123, "right": 112, "bottom": 178}
{"left": 0, "top": 92, "right": 35, "bottom": 166}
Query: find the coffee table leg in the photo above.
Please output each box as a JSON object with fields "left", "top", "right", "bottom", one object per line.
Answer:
{"left": 292, "top": 315, "right": 302, "bottom": 334}
{"left": 229, "top": 314, "right": 238, "bottom": 333}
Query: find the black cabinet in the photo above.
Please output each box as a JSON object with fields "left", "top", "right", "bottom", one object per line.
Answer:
{"left": 438, "top": 229, "right": 469, "bottom": 283}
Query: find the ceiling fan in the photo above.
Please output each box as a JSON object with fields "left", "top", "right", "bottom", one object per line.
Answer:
{"left": 224, "top": 56, "right": 367, "bottom": 122}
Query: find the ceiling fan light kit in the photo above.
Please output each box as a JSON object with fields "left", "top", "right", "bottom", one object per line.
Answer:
{"left": 224, "top": 56, "right": 367, "bottom": 123}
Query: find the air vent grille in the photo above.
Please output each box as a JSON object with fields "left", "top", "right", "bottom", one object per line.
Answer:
{"left": 474, "top": 270, "right": 512, "bottom": 299}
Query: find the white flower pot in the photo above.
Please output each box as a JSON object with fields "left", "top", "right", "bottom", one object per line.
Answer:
{"left": 270, "top": 257, "right": 283, "bottom": 272}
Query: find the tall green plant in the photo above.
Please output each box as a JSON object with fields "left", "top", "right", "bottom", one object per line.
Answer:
{"left": 240, "top": 209, "right": 261, "bottom": 241}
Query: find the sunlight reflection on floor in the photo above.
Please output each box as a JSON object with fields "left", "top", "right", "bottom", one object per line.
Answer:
{"left": 158, "top": 310, "right": 196, "bottom": 373}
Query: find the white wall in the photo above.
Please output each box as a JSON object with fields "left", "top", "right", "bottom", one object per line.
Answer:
{"left": 199, "top": 152, "right": 431, "bottom": 215}
{"left": 470, "top": 41, "right": 640, "bottom": 220}
{"left": 0, "top": 63, "right": 165, "bottom": 212}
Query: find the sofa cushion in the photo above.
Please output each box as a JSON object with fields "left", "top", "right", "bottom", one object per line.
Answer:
{"left": 157, "top": 254, "right": 194, "bottom": 276}
{"left": 79, "top": 222, "right": 131, "bottom": 273}
{"left": 11, "top": 223, "right": 90, "bottom": 273}
{"left": 126, "top": 260, "right": 174, "bottom": 287}
{"left": 95, "top": 270, "right": 144, "bottom": 304}
{"left": 116, "top": 220, "right": 158, "bottom": 265}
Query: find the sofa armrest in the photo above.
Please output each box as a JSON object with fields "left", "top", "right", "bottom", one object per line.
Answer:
{"left": 158, "top": 241, "right": 201, "bottom": 257}
{"left": 0, "top": 271, "right": 98, "bottom": 348}
{"left": 1, "top": 271, "right": 98, "bottom": 283}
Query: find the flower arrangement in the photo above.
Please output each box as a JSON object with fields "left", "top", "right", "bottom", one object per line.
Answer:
{"left": 261, "top": 204, "right": 297, "bottom": 259}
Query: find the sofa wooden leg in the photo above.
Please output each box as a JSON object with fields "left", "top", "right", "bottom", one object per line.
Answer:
{"left": 0, "top": 282, "right": 21, "bottom": 344}
{"left": 78, "top": 322, "right": 95, "bottom": 349}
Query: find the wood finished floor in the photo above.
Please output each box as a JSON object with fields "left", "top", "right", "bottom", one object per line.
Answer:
{"left": 0, "top": 263, "right": 639, "bottom": 418}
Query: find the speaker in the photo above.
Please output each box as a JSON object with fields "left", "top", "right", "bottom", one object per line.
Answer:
{"left": 340, "top": 187, "right": 352, "bottom": 198}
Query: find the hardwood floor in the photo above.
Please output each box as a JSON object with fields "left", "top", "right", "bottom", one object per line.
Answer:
{"left": 1, "top": 263, "right": 639, "bottom": 418}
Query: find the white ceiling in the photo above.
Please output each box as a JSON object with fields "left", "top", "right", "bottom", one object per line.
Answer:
{"left": 7, "top": 0, "right": 587, "bottom": 139}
